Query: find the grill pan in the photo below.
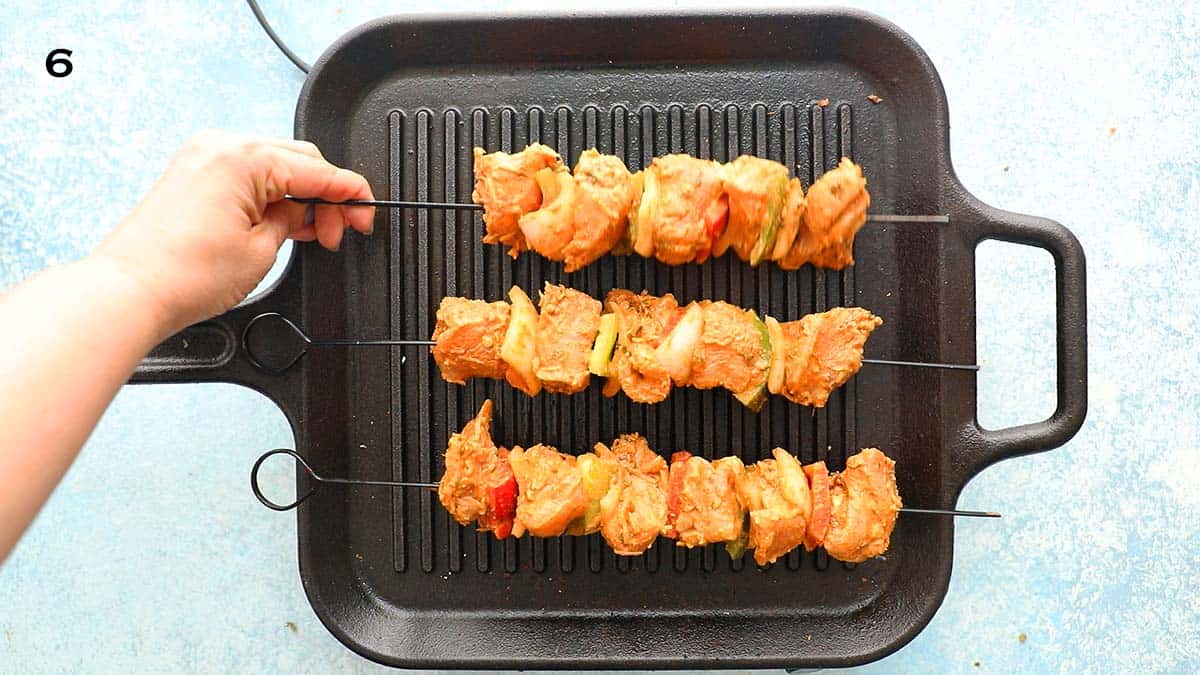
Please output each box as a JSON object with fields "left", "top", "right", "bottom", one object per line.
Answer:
{"left": 130, "top": 9, "right": 1088, "bottom": 669}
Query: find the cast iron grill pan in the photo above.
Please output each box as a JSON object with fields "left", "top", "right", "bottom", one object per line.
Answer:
{"left": 130, "top": 10, "right": 1087, "bottom": 669}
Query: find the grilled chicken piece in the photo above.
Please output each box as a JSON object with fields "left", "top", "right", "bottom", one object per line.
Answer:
{"left": 780, "top": 158, "right": 869, "bottom": 270}
{"left": 472, "top": 144, "right": 562, "bottom": 257}
{"left": 822, "top": 448, "right": 902, "bottom": 563}
{"left": 630, "top": 154, "right": 727, "bottom": 265}
{"left": 717, "top": 155, "right": 790, "bottom": 264}
{"left": 431, "top": 298, "right": 511, "bottom": 384}
{"left": 508, "top": 444, "right": 588, "bottom": 538}
{"left": 437, "top": 401, "right": 517, "bottom": 538}
{"left": 774, "top": 307, "right": 882, "bottom": 407}
{"left": 595, "top": 434, "right": 669, "bottom": 555}
{"left": 689, "top": 301, "right": 771, "bottom": 411}
{"left": 533, "top": 284, "right": 602, "bottom": 394}
{"left": 518, "top": 166, "right": 576, "bottom": 260}
{"left": 666, "top": 452, "right": 747, "bottom": 547}
{"left": 736, "top": 447, "right": 812, "bottom": 565}
{"left": 603, "top": 290, "right": 682, "bottom": 404}
{"left": 562, "top": 149, "right": 636, "bottom": 272}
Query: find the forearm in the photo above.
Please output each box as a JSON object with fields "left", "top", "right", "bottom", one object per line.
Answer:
{"left": 0, "top": 255, "right": 169, "bottom": 561}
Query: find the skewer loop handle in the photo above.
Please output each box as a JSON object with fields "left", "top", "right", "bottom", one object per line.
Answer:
{"left": 251, "top": 448, "right": 319, "bottom": 511}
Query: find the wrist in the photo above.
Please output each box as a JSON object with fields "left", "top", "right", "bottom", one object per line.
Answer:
{"left": 76, "top": 253, "right": 180, "bottom": 345}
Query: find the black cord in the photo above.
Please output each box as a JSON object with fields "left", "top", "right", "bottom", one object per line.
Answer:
{"left": 246, "top": 0, "right": 310, "bottom": 74}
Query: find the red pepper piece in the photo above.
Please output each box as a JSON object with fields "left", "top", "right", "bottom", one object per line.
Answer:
{"left": 489, "top": 475, "right": 518, "bottom": 539}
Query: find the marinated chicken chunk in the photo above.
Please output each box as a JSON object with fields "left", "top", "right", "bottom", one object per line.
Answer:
{"left": 437, "top": 401, "right": 518, "bottom": 538}
{"left": 517, "top": 165, "right": 576, "bottom": 259}
{"left": 822, "top": 448, "right": 902, "bottom": 563}
{"left": 784, "top": 158, "right": 869, "bottom": 270}
{"left": 562, "top": 149, "right": 636, "bottom": 272}
{"left": 472, "top": 144, "right": 562, "bottom": 256}
{"left": 595, "top": 434, "right": 669, "bottom": 555}
{"left": 773, "top": 307, "right": 882, "bottom": 407}
{"left": 689, "top": 301, "right": 771, "bottom": 411}
{"left": 717, "top": 155, "right": 790, "bottom": 264}
{"left": 508, "top": 444, "right": 588, "bottom": 538}
{"left": 431, "top": 297, "right": 510, "bottom": 384}
{"left": 735, "top": 448, "right": 812, "bottom": 565}
{"left": 602, "top": 433, "right": 670, "bottom": 482}
{"left": 666, "top": 452, "right": 747, "bottom": 547}
{"left": 533, "top": 284, "right": 602, "bottom": 394}
{"left": 603, "top": 290, "right": 682, "bottom": 404}
{"left": 630, "top": 154, "right": 727, "bottom": 265}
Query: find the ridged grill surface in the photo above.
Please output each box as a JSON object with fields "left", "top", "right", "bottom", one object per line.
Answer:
{"left": 388, "top": 102, "right": 860, "bottom": 575}
{"left": 281, "top": 12, "right": 1060, "bottom": 666}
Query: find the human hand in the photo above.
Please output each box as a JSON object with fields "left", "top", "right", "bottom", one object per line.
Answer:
{"left": 93, "top": 130, "right": 375, "bottom": 337}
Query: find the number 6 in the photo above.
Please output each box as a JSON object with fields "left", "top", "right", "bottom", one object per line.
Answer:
{"left": 46, "top": 49, "right": 73, "bottom": 78}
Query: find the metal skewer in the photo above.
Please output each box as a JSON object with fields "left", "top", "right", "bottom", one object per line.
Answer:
{"left": 289, "top": 197, "right": 484, "bottom": 210}
{"left": 898, "top": 507, "right": 1000, "bottom": 518}
{"left": 288, "top": 196, "right": 949, "bottom": 224}
{"left": 243, "top": 311, "right": 979, "bottom": 375}
{"left": 251, "top": 448, "right": 998, "bottom": 519}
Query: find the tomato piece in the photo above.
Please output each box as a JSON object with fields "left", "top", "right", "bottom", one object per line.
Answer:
{"left": 664, "top": 451, "right": 693, "bottom": 538}
{"left": 489, "top": 475, "right": 519, "bottom": 539}
{"left": 803, "top": 461, "right": 831, "bottom": 551}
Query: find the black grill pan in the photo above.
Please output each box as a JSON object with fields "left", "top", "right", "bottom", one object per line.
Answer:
{"left": 130, "top": 9, "right": 1087, "bottom": 669}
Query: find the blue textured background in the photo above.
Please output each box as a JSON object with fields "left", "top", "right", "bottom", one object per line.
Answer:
{"left": 1, "top": 1, "right": 1197, "bottom": 673}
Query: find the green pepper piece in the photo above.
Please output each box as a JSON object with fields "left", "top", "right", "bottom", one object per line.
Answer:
{"left": 588, "top": 313, "right": 620, "bottom": 377}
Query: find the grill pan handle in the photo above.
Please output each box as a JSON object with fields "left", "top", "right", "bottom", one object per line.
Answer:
{"left": 130, "top": 305, "right": 255, "bottom": 385}
{"left": 959, "top": 205, "right": 1088, "bottom": 480}
{"left": 128, "top": 265, "right": 302, "bottom": 418}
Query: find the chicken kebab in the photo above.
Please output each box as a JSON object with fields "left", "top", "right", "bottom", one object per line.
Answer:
{"left": 431, "top": 283, "right": 882, "bottom": 411}
{"left": 438, "top": 400, "right": 902, "bottom": 565}
{"left": 472, "top": 144, "right": 870, "bottom": 272}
